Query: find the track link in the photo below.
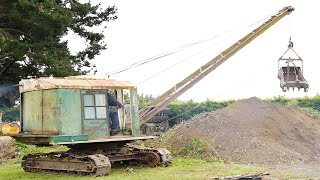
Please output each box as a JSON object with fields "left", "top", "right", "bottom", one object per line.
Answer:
{"left": 22, "top": 152, "right": 111, "bottom": 176}
{"left": 126, "top": 144, "right": 172, "bottom": 166}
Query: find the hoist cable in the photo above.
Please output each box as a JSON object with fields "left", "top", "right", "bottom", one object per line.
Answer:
{"left": 137, "top": 14, "right": 272, "bottom": 85}
{"left": 107, "top": 12, "right": 273, "bottom": 77}
{"left": 107, "top": 36, "right": 219, "bottom": 76}
{"left": 137, "top": 35, "right": 227, "bottom": 85}
{"left": 289, "top": 12, "right": 292, "bottom": 39}
{"left": 136, "top": 39, "right": 222, "bottom": 85}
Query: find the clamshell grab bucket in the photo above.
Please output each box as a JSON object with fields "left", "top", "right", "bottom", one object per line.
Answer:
{"left": 277, "top": 39, "right": 309, "bottom": 92}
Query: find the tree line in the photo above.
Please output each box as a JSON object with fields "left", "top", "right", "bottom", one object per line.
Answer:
{"left": 139, "top": 94, "right": 320, "bottom": 126}
{"left": 1, "top": 94, "right": 320, "bottom": 122}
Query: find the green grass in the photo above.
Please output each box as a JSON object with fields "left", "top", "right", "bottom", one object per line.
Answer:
{"left": 14, "top": 142, "right": 69, "bottom": 163}
{"left": 1, "top": 143, "right": 314, "bottom": 180}
{"left": 271, "top": 171, "right": 312, "bottom": 180}
{"left": 0, "top": 158, "right": 263, "bottom": 180}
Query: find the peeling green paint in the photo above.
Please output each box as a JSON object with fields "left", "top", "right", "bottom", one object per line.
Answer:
{"left": 130, "top": 88, "right": 140, "bottom": 137}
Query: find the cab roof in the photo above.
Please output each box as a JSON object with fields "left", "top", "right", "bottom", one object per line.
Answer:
{"left": 19, "top": 75, "right": 136, "bottom": 93}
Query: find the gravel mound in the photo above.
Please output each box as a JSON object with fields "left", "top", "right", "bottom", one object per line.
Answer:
{"left": 163, "top": 97, "right": 320, "bottom": 165}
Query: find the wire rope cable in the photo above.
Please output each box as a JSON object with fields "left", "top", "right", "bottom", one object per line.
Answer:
{"left": 106, "top": 11, "right": 273, "bottom": 78}
{"left": 137, "top": 37, "right": 219, "bottom": 85}
{"left": 107, "top": 36, "right": 219, "bottom": 76}
{"left": 137, "top": 13, "right": 273, "bottom": 85}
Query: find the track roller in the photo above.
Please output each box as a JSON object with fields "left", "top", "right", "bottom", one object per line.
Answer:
{"left": 126, "top": 144, "right": 172, "bottom": 167}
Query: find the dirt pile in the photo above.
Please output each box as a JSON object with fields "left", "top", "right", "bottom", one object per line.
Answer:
{"left": 162, "top": 97, "right": 320, "bottom": 165}
{"left": 0, "top": 136, "right": 16, "bottom": 164}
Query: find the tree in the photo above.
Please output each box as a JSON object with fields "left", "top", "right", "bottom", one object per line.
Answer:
{"left": 0, "top": 0, "right": 117, "bottom": 84}
{"left": 0, "top": 0, "right": 117, "bottom": 108}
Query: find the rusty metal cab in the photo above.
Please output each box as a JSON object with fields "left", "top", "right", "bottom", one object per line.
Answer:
{"left": 15, "top": 75, "right": 143, "bottom": 145}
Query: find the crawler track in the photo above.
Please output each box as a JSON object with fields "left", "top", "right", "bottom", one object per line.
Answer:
{"left": 126, "top": 144, "right": 172, "bottom": 166}
{"left": 22, "top": 152, "right": 111, "bottom": 176}
{"left": 21, "top": 143, "right": 172, "bottom": 176}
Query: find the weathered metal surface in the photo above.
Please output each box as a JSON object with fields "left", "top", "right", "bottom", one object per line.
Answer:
{"left": 20, "top": 76, "right": 138, "bottom": 140}
{"left": 12, "top": 134, "right": 88, "bottom": 145}
{"left": 22, "top": 152, "right": 111, "bottom": 176}
{"left": 58, "top": 89, "right": 83, "bottom": 135}
{"left": 19, "top": 138, "right": 171, "bottom": 176}
{"left": 81, "top": 89, "right": 110, "bottom": 139}
{"left": 22, "top": 91, "right": 42, "bottom": 133}
{"left": 116, "top": 89, "right": 125, "bottom": 129}
{"left": 83, "top": 120, "right": 109, "bottom": 138}
{"left": 53, "top": 135, "right": 155, "bottom": 145}
{"left": 19, "top": 77, "right": 136, "bottom": 93}
{"left": 63, "top": 142, "right": 171, "bottom": 167}
{"left": 49, "top": 135, "right": 88, "bottom": 143}
{"left": 13, "top": 135, "right": 50, "bottom": 145}
{"left": 278, "top": 39, "right": 309, "bottom": 92}
{"left": 130, "top": 88, "right": 140, "bottom": 137}
{"left": 278, "top": 67, "right": 309, "bottom": 92}
{"left": 125, "top": 144, "right": 172, "bottom": 166}
{"left": 22, "top": 89, "right": 83, "bottom": 135}
{"left": 42, "top": 90, "right": 59, "bottom": 133}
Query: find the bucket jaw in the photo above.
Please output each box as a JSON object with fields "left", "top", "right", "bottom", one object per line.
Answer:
{"left": 277, "top": 39, "right": 309, "bottom": 92}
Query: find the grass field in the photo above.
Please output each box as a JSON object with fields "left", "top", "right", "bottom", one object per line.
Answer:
{"left": 0, "top": 142, "right": 316, "bottom": 180}
{"left": 0, "top": 158, "right": 264, "bottom": 180}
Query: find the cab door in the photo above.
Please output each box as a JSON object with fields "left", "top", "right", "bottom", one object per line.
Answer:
{"left": 81, "top": 90, "right": 110, "bottom": 138}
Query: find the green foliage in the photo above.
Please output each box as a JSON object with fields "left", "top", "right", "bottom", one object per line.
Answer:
{"left": 1, "top": 106, "right": 19, "bottom": 122}
{"left": 138, "top": 94, "right": 155, "bottom": 109}
{"left": 267, "top": 94, "right": 320, "bottom": 119}
{"left": 266, "top": 95, "right": 290, "bottom": 106}
{"left": 178, "top": 138, "right": 207, "bottom": 157}
{"left": 168, "top": 99, "right": 234, "bottom": 125}
{"left": 0, "top": 0, "right": 117, "bottom": 106}
{"left": 300, "top": 107, "right": 320, "bottom": 119}
{"left": 166, "top": 95, "right": 320, "bottom": 126}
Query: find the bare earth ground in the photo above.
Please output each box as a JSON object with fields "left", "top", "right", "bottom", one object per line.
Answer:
{"left": 0, "top": 136, "right": 16, "bottom": 164}
{"left": 157, "top": 97, "right": 320, "bottom": 178}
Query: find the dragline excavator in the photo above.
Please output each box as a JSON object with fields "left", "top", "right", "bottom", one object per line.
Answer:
{"left": 2, "top": 6, "right": 298, "bottom": 176}
{"left": 139, "top": 6, "right": 305, "bottom": 125}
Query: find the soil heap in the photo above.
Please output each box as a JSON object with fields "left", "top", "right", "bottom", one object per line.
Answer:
{"left": 162, "top": 97, "right": 320, "bottom": 165}
{"left": 0, "top": 136, "right": 16, "bottom": 164}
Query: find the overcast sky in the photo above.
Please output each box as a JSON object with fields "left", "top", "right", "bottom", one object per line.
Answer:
{"left": 71, "top": 0, "right": 319, "bottom": 101}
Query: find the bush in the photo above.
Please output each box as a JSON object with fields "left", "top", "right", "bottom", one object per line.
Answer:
{"left": 168, "top": 99, "right": 234, "bottom": 126}
{"left": 268, "top": 95, "right": 320, "bottom": 119}
{"left": 1, "top": 107, "right": 19, "bottom": 122}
